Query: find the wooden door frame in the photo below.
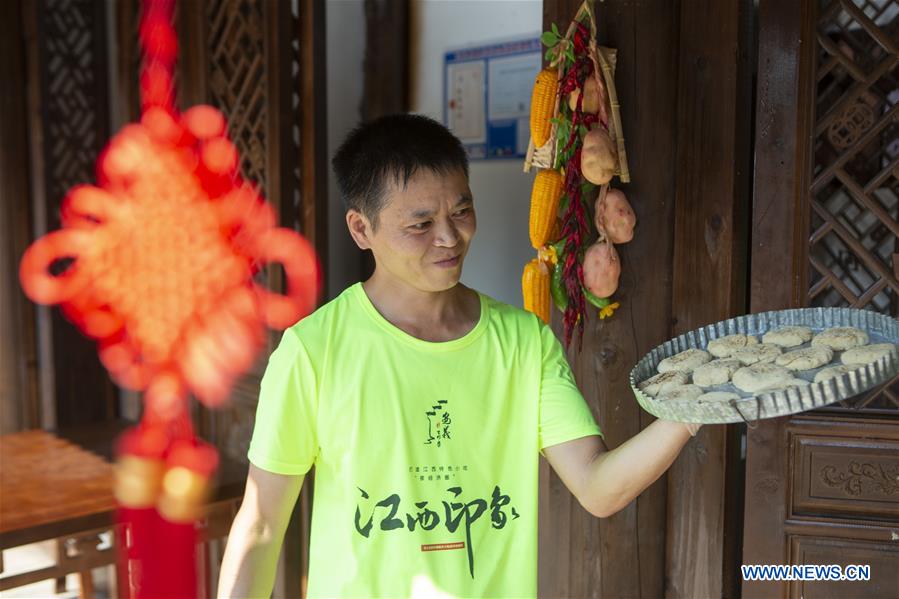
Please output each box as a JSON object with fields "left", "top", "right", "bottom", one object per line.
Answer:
{"left": 743, "top": 0, "right": 817, "bottom": 596}
{"left": 666, "top": 1, "right": 754, "bottom": 597}
{"left": 0, "top": 0, "right": 41, "bottom": 433}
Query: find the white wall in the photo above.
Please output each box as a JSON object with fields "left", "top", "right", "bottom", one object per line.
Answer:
{"left": 326, "top": 0, "right": 366, "bottom": 300}
{"left": 411, "top": 0, "right": 542, "bottom": 307}
{"left": 326, "top": 0, "right": 542, "bottom": 308}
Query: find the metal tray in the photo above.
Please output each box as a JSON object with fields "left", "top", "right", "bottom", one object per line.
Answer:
{"left": 629, "top": 307, "right": 899, "bottom": 424}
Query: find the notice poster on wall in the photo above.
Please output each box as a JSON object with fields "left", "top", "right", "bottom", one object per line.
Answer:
{"left": 444, "top": 37, "right": 541, "bottom": 160}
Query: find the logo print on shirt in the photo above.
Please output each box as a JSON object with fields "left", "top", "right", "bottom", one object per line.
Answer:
{"left": 425, "top": 399, "right": 452, "bottom": 447}
{"left": 353, "top": 485, "right": 520, "bottom": 578}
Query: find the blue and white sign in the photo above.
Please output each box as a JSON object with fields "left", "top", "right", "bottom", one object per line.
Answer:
{"left": 444, "top": 37, "right": 542, "bottom": 160}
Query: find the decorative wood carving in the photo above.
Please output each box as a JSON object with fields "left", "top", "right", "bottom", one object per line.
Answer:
{"left": 820, "top": 461, "right": 899, "bottom": 496}
{"left": 792, "top": 426, "right": 899, "bottom": 521}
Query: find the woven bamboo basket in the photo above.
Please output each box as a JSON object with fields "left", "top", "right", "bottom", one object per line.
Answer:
{"left": 524, "top": 0, "right": 630, "bottom": 183}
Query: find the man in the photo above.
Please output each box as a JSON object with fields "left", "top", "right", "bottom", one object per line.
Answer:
{"left": 218, "top": 114, "right": 698, "bottom": 598}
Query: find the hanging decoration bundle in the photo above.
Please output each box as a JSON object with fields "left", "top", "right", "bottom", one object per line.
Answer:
{"left": 18, "top": 0, "right": 321, "bottom": 596}
{"left": 522, "top": 0, "right": 635, "bottom": 349}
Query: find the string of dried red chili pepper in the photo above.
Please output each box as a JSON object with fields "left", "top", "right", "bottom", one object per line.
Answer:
{"left": 556, "top": 22, "right": 600, "bottom": 348}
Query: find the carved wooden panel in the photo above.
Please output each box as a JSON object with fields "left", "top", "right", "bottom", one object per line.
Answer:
{"left": 788, "top": 535, "right": 899, "bottom": 598}
{"left": 206, "top": 0, "right": 268, "bottom": 196}
{"left": 792, "top": 434, "right": 899, "bottom": 520}
{"left": 203, "top": 0, "right": 270, "bottom": 453}
{"left": 162, "top": 0, "right": 309, "bottom": 463}
{"left": 29, "top": 0, "right": 118, "bottom": 427}
{"left": 808, "top": 0, "right": 899, "bottom": 414}
{"left": 37, "top": 0, "right": 109, "bottom": 209}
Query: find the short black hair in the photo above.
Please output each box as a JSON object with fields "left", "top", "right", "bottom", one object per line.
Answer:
{"left": 331, "top": 114, "right": 469, "bottom": 230}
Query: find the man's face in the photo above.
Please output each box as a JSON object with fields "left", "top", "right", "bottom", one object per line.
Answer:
{"left": 349, "top": 168, "right": 476, "bottom": 293}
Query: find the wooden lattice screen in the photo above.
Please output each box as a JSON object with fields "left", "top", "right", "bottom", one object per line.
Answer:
{"left": 117, "top": 0, "right": 308, "bottom": 460}
{"left": 28, "top": 0, "right": 119, "bottom": 427}
{"left": 809, "top": 0, "right": 899, "bottom": 413}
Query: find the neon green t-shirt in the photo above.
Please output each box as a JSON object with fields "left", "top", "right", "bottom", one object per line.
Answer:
{"left": 248, "top": 283, "right": 602, "bottom": 598}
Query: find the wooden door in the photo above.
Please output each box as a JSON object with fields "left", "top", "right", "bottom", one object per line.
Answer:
{"left": 744, "top": 0, "right": 899, "bottom": 597}
{"left": 538, "top": 1, "right": 754, "bottom": 597}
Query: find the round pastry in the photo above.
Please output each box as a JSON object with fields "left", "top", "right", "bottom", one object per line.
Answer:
{"left": 755, "top": 377, "right": 811, "bottom": 394}
{"left": 697, "top": 391, "right": 741, "bottom": 404}
{"left": 762, "top": 326, "right": 813, "bottom": 348}
{"left": 811, "top": 326, "right": 869, "bottom": 351}
{"left": 657, "top": 349, "right": 712, "bottom": 374}
{"left": 638, "top": 371, "right": 689, "bottom": 396}
{"left": 707, "top": 334, "right": 758, "bottom": 358}
{"left": 731, "top": 343, "right": 783, "bottom": 366}
{"left": 814, "top": 364, "right": 862, "bottom": 384}
{"left": 732, "top": 363, "right": 792, "bottom": 393}
{"left": 774, "top": 346, "right": 834, "bottom": 371}
{"left": 840, "top": 343, "right": 897, "bottom": 366}
{"left": 692, "top": 358, "right": 743, "bottom": 388}
{"left": 656, "top": 384, "right": 703, "bottom": 401}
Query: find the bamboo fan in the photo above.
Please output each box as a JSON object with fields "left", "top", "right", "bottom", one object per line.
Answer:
{"left": 524, "top": 0, "right": 629, "bottom": 183}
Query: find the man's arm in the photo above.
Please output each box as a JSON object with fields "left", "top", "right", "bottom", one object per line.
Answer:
{"left": 217, "top": 464, "right": 304, "bottom": 598}
{"left": 542, "top": 420, "right": 694, "bottom": 518}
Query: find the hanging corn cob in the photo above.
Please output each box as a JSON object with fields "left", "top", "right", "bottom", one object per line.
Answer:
{"left": 529, "top": 169, "right": 564, "bottom": 249}
{"left": 529, "top": 68, "right": 558, "bottom": 148}
{"left": 522, "top": 257, "right": 551, "bottom": 324}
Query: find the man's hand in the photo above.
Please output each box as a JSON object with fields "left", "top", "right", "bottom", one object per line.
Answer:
{"left": 217, "top": 464, "right": 304, "bottom": 598}
{"left": 542, "top": 420, "right": 697, "bottom": 518}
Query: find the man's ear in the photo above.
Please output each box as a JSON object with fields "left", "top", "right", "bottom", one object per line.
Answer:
{"left": 346, "top": 210, "right": 372, "bottom": 250}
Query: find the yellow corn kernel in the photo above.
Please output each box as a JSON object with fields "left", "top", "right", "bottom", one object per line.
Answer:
{"left": 529, "top": 169, "right": 564, "bottom": 249}
{"left": 522, "top": 258, "right": 551, "bottom": 324}
{"left": 529, "top": 68, "right": 558, "bottom": 148}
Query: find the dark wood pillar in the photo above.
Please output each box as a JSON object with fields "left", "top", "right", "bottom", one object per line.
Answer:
{"left": 666, "top": 1, "right": 754, "bottom": 597}
{"left": 742, "top": 1, "right": 814, "bottom": 596}
{"left": 357, "top": 0, "right": 410, "bottom": 280}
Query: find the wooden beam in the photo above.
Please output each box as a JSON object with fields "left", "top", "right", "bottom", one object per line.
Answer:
{"left": 362, "top": 0, "right": 409, "bottom": 122}
{"left": 666, "top": 0, "right": 753, "bottom": 597}
{"left": 300, "top": 0, "right": 329, "bottom": 283}
{"left": 357, "top": 0, "right": 410, "bottom": 281}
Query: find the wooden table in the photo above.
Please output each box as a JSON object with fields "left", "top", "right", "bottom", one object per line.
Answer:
{"left": 0, "top": 426, "right": 244, "bottom": 597}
